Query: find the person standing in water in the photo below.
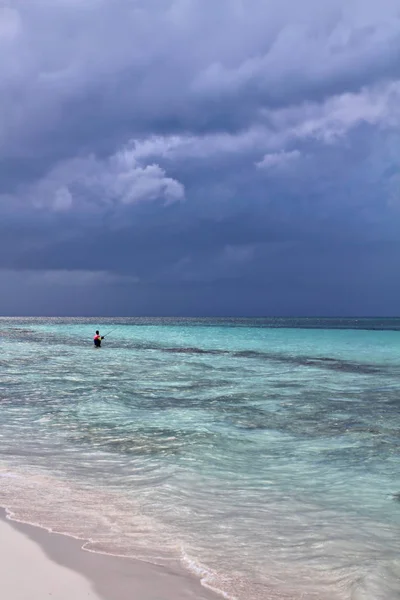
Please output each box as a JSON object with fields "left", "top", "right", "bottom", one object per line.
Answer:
{"left": 93, "top": 330, "right": 104, "bottom": 348}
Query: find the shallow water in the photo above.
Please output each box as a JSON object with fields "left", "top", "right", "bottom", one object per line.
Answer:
{"left": 0, "top": 318, "right": 399, "bottom": 600}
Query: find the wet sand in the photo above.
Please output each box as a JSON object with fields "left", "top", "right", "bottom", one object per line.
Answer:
{"left": 0, "top": 509, "right": 219, "bottom": 600}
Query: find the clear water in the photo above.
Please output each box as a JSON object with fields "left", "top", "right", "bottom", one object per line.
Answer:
{"left": 0, "top": 318, "right": 399, "bottom": 600}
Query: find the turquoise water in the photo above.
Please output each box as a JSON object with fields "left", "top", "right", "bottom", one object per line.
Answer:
{"left": 0, "top": 318, "right": 399, "bottom": 600}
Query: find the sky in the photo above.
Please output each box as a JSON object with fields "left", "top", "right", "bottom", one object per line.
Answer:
{"left": 1, "top": 0, "right": 400, "bottom": 316}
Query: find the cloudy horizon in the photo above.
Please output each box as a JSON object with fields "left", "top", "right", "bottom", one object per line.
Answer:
{"left": 1, "top": 1, "right": 400, "bottom": 316}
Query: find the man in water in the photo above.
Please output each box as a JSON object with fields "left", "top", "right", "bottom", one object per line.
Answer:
{"left": 93, "top": 330, "right": 104, "bottom": 348}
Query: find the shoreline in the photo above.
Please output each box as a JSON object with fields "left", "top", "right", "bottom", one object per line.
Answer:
{"left": 0, "top": 508, "right": 220, "bottom": 600}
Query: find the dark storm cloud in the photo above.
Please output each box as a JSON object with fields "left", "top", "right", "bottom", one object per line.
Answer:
{"left": 2, "top": 0, "right": 400, "bottom": 154}
{"left": 1, "top": 0, "right": 400, "bottom": 314}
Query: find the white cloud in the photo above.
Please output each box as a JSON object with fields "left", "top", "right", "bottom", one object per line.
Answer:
{"left": 5, "top": 143, "right": 185, "bottom": 212}
{"left": 118, "top": 80, "right": 400, "bottom": 168}
{"left": 257, "top": 150, "right": 301, "bottom": 169}
{"left": 126, "top": 129, "right": 268, "bottom": 161}
{"left": 3, "top": 78, "right": 397, "bottom": 217}
{"left": 262, "top": 80, "right": 400, "bottom": 149}
{"left": 110, "top": 148, "right": 184, "bottom": 205}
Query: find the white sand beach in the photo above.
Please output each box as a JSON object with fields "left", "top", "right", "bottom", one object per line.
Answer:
{"left": 0, "top": 518, "right": 101, "bottom": 600}
{"left": 0, "top": 511, "right": 217, "bottom": 600}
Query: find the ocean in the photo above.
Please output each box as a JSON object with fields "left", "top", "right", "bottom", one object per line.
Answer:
{"left": 0, "top": 317, "right": 399, "bottom": 600}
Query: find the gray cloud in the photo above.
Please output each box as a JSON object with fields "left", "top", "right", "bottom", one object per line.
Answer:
{"left": 2, "top": 1, "right": 400, "bottom": 153}
{"left": 1, "top": 145, "right": 184, "bottom": 212}
{"left": 1, "top": 0, "right": 400, "bottom": 314}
